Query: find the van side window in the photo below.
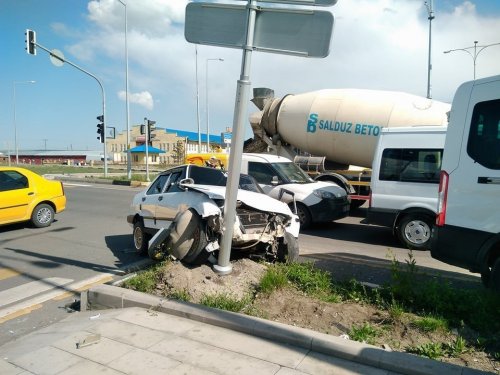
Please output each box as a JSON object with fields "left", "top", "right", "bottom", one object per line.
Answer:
{"left": 380, "top": 148, "right": 442, "bottom": 183}
{"left": 248, "top": 162, "right": 275, "bottom": 184}
{"left": 467, "top": 99, "right": 500, "bottom": 170}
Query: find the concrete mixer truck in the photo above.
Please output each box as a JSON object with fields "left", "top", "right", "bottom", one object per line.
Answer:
{"left": 247, "top": 88, "right": 451, "bottom": 210}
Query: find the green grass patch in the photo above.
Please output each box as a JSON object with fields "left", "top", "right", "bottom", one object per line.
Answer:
{"left": 406, "top": 342, "right": 444, "bottom": 360}
{"left": 412, "top": 315, "right": 448, "bottom": 332}
{"left": 349, "top": 323, "right": 379, "bottom": 345}
{"left": 200, "top": 293, "right": 252, "bottom": 312}
{"left": 258, "top": 265, "right": 288, "bottom": 294}
{"left": 121, "top": 262, "right": 166, "bottom": 294}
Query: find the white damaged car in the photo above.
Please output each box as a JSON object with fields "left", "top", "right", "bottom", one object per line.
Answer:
{"left": 127, "top": 164, "right": 300, "bottom": 265}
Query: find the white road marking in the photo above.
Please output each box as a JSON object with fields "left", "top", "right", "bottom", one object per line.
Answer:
{"left": 0, "top": 277, "right": 73, "bottom": 307}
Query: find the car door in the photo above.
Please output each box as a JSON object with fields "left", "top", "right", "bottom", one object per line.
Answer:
{"left": 153, "top": 170, "right": 186, "bottom": 229}
{"left": 140, "top": 173, "right": 170, "bottom": 229}
{"left": 0, "top": 170, "right": 32, "bottom": 224}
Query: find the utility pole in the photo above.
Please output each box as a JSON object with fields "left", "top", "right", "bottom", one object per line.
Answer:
{"left": 424, "top": 0, "right": 434, "bottom": 99}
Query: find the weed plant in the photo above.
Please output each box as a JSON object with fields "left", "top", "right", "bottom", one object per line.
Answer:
{"left": 121, "top": 262, "right": 166, "bottom": 293}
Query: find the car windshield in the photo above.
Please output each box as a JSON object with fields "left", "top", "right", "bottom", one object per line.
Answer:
{"left": 188, "top": 165, "right": 227, "bottom": 186}
{"left": 271, "top": 162, "right": 313, "bottom": 184}
{"left": 238, "top": 174, "right": 265, "bottom": 193}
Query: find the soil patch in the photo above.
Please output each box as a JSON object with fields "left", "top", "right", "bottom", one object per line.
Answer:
{"left": 143, "top": 259, "right": 499, "bottom": 374}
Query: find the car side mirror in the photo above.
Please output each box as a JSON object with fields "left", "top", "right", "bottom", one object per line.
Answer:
{"left": 178, "top": 178, "right": 194, "bottom": 191}
{"left": 271, "top": 176, "right": 279, "bottom": 186}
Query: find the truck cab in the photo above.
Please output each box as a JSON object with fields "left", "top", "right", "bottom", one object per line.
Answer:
{"left": 240, "top": 153, "right": 350, "bottom": 228}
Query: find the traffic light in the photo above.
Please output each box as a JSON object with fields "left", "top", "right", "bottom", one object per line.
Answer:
{"left": 25, "top": 29, "right": 36, "bottom": 55}
{"left": 97, "top": 115, "right": 104, "bottom": 143}
{"left": 147, "top": 120, "right": 156, "bottom": 145}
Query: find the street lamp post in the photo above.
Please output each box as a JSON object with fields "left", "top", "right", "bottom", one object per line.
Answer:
{"left": 13, "top": 80, "right": 36, "bottom": 164}
{"left": 117, "top": 0, "right": 131, "bottom": 179}
{"left": 206, "top": 58, "right": 224, "bottom": 152}
{"left": 424, "top": 0, "right": 434, "bottom": 99}
{"left": 444, "top": 41, "right": 500, "bottom": 80}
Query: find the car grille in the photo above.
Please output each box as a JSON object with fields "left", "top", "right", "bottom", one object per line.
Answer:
{"left": 236, "top": 208, "right": 269, "bottom": 231}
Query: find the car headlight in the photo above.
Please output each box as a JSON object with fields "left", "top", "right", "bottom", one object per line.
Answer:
{"left": 313, "top": 189, "right": 337, "bottom": 199}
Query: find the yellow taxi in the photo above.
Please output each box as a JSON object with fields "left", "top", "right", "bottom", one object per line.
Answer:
{"left": 0, "top": 167, "right": 66, "bottom": 228}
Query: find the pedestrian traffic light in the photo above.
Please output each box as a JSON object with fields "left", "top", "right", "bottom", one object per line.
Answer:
{"left": 25, "top": 29, "right": 36, "bottom": 55}
{"left": 97, "top": 115, "right": 104, "bottom": 143}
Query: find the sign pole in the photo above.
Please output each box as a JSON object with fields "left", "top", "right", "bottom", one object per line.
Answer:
{"left": 214, "top": 0, "right": 257, "bottom": 275}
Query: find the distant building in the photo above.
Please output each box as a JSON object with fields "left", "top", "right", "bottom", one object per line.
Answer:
{"left": 0, "top": 150, "right": 103, "bottom": 165}
{"left": 107, "top": 125, "right": 230, "bottom": 166}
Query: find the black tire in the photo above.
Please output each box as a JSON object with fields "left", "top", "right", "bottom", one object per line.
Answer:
{"left": 490, "top": 258, "right": 500, "bottom": 292}
{"left": 277, "top": 232, "right": 299, "bottom": 263}
{"left": 31, "top": 203, "right": 55, "bottom": 228}
{"left": 396, "top": 214, "right": 433, "bottom": 251}
{"left": 133, "top": 220, "right": 150, "bottom": 255}
{"left": 169, "top": 209, "right": 209, "bottom": 265}
{"left": 296, "top": 203, "right": 312, "bottom": 229}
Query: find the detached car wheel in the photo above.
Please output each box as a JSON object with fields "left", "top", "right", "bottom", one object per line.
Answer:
{"left": 397, "top": 214, "right": 432, "bottom": 251}
{"left": 169, "top": 209, "right": 209, "bottom": 265}
{"left": 277, "top": 232, "right": 299, "bottom": 263}
{"left": 133, "top": 221, "right": 150, "bottom": 255}
{"left": 31, "top": 203, "right": 55, "bottom": 228}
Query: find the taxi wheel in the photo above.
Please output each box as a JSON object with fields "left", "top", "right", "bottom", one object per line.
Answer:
{"left": 31, "top": 204, "right": 55, "bottom": 228}
{"left": 133, "top": 221, "right": 150, "bottom": 255}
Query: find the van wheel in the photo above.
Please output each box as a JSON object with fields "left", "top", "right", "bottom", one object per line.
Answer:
{"left": 277, "top": 232, "right": 299, "bottom": 263}
{"left": 296, "top": 203, "right": 312, "bottom": 229}
{"left": 490, "top": 258, "right": 500, "bottom": 292}
{"left": 397, "top": 214, "right": 432, "bottom": 251}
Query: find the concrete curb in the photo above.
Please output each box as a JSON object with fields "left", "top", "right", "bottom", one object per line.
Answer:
{"left": 51, "top": 175, "right": 148, "bottom": 187}
{"left": 85, "top": 284, "right": 486, "bottom": 375}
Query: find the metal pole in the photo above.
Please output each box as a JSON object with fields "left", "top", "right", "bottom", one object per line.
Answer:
{"left": 206, "top": 58, "right": 224, "bottom": 152}
{"left": 144, "top": 117, "right": 150, "bottom": 182}
{"left": 214, "top": 0, "right": 257, "bottom": 275}
{"left": 13, "top": 80, "right": 36, "bottom": 165}
{"left": 195, "top": 46, "right": 202, "bottom": 153}
{"left": 117, "top": 0, "right": 131, "bottom": 179}
{"left": 36, "top": 42, "right": 108, "bottom": 177}
{"left": 425, "top": 0, "right": 434, "bottom": 99}
{"left": 473, "top": 41, "right": 477, "bottom": 80}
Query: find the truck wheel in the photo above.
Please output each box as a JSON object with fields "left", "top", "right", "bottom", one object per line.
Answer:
{"left": 133, "top": 221, "right": 150, "bottom": 255}
{"left": 31, "top": 203, "right": 55, "bottom": 228}
{"left": 277, "top": 232, "right": 299, "bottom": 263}
{"left": 397, "top": 214, "right": 432, "bottom": 251}
{"left": 169, "top": 209, "right": 209, "bottom": 265}
{"left": 296, "top": 203, "right": 312, "bottom": 229}
{"left": 490, "top": 258, "right": 500, "bottom": 292}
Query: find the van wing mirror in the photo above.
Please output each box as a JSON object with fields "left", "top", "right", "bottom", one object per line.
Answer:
{"left": 271, "top": 176, "right": 279, "bottom": 186}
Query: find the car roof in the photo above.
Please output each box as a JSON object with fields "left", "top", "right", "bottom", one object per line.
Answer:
{"left": 242, "top": 153, "right": 292, "bottom": 163}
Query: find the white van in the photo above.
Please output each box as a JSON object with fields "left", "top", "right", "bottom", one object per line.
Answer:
{"left": 240, "top": 153, "right": 350, "bottom": 228}
{"left": 364, "top": 126, "right": 446, "bottom": 250}
{"left": 431, "top": 75, "right": 500, "bottom": 289}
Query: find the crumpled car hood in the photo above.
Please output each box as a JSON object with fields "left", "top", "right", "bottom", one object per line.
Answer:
{"left": 186, "top": 184, "right": 294, "bottom": 218}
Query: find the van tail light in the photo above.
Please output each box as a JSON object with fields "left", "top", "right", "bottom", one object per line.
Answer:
{"left": 436, "top": 171, "right": 449, "bottom": 226}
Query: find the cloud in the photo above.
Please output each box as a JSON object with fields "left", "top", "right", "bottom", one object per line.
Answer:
{"left": 118, "top": 90, "right": 154, "bottom": 110}
{"left": 66, "top": 0, "right": 500, "bottom": 135}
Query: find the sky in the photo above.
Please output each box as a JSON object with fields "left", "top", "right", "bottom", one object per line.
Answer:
{"left": 1, "top": 0, "right": 500, "bottom": 152}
